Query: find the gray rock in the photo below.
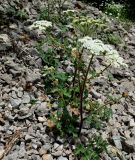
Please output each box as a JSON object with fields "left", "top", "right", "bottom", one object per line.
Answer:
{"left": 18, "top": 142, "right": 27, "bottom": 158}
{"left": 0, "top": 73, "right": 12, "bottom": 84}
{"left": 129, "top": 119, "right": 135, "bottom": 127}
{"left": 17, "top": 105, "right": 33, "bottom": 119}
{"left": 22, "top": 92, "right": 31, "bottom": 104}
{"left": 27, "top": 149, "right": 39, "bottom": 155}
{"left": 124, "top": 138, "right": 135, "bottom": 152}
{"left": 58, "top": 156, "right": 68, "bottom": 160}
{"left": 9, "top": 125, "right": 16, "bottom": 131}
{"left": 31, "top": 154, "right": 42, "bottom": 160}
{"left": 4, "top": 151, "right": 19, "bottom": 160}
{"left": 128, "top": 41, "right": 135, "bottom": 46}
{"left": 9, "top": 23, "right": 18, "bottom": 29}
{"left": 10, "top": 98, "right": 22, "bottom": 108}
{"left": 36, "top": 102, "right": 49, "bottom": 116}
{"left": 131, "top": 127, "right": 135, "bottom": 136}
{"left": 32, "top": 143, "right": 38, "bottom": 149}
{"left": 31, "top": 139, "right": 42, "bottom": 149}
{"left": 25, "top": 134, "right": 34, "bottom": 141}
{"left": 56, "top": 137, "right": 65, "bottom": 144}
{"left": 119, "top": 81, "right": 135, "bottom": 93}
{"left": 4, "top": 58, "right": 24, "bottom": 74}
{"left": 38, "top": 117, "right": 47, "bottom": 123}
{"left": 0, "top": 126, "right": 4, "bottom": 131}
{"left": 7, "top": 130, "right": 13, "bottom": 135}
{"left": 112, "top": 135, "right": 122, "bottom": 150}
{"left": 102, "top": 152, "right": 112, "bottom": 160}
{"left": 128, "top": 107, "right": 135, "bottom": 116}
{"left": 26, "top": 69, "right": 41, "bottom": 83}
{"left": 17, "top": 112, "right": 33, "bottom": 120}
{"left": 0, "top": 34, "right": 12, "bottom": 51}
{"left": 39, "top": 144, "right": 52, "bottom": 155}
{"left": 112, "top": 157, "right": 121, "bottom": 160}
{"left": 54, "top": 143, "right": 60, "bottom": 150}
{"left": 17, "top": 91, "right": 23, "bottom": 98}
{"left": 133, "top": 154, "right": 135, "bottom": 160}
{"left": 0, "top": 102, "right": 5, "bottom": 107}
{"left": 90, "top": 88, "right": 101, "bottom": 99}
{"left": 5, "top": 111, "right": 14, "bottom": 121}
{"left": 35, "top": 58, "right": 42, "bottom": 68}
{"left": 11, "top": 91, "right": 18, "bottom": 99}
{"left": 52, "top": 150, "right": 63, "bottom": 157}
{"left": 9, "top": 69, "right": 21, "bottom": 77}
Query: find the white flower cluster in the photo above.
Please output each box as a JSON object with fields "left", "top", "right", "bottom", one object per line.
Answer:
{"left": 63, "top": 9, "right": 78, "bottom": 14}
{"left": 78, "top": 36, "right": 128, "bottom": 68}
{"left": 29, "top": 20, "right": 52, "bottom": 31}
{"left": 78, "top": 36, "right": 105, "bottom": 55}
{"left": 63, "top": 10, "right": 78, "bottom": 20}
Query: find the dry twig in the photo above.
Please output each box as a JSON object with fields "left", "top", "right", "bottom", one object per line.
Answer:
{"left": 0, "top": 130, "right": 21, "bottom": 160}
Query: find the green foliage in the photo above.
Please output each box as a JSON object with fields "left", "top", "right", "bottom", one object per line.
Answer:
{"left": 79, "top": 0, "right": 112, "bottom": 8}
{"left": 81, "top": 0, "right": 135, "bottom": 21}
{"left": 38, "top": 0, "right": 67, "bottom": 23}
{"left": 104, "top": 2, "right": 124, "bottom": 18}
{"left": 15, "top": 9, "right": 28, "bottom": 20}
{"left": 43, "top": 67, "right": 69, "bottom": 93}
{"left": 36, "top": 27, "right": 73, "bottom": 66}
{"left": 103, "top": 1, "right": 135, "bottom": 21}
{"left": 51, "top": 105, "right": 78, "bottom": 137}
{"left": 75, "top": 136, "right": 108, "bottom": 160}
{"left": 80, "top": 0, "right": 135, "bottom": 20}
{"left": 36, "top": 18, "right": 113, "bottom": 159}
{"left": 85, "top": 101, "right": 112, "bottom": 129}
{"left": 39, "top": 8, "right": 50, "bottom": 21}
{"left": 72, "top": 16, "right": 107, "bottom": 37}
{"left": 0, "top": 0, "right": 130, "bottom": 158}
{"left": 41, "top": 42, "right": 112, "bottom": 137}
{"left": 106, "top": 95, "right": 121, "bottom": 104}
{"left": 36, "top": 45, "right": 59, "bottom": 67}
{"left": 107, "top": 33, "right": 122, "bottom": 45}
{"left": 4, "top": 2, "right": 28, "bottom": 21}
{"left": 35, "top": 4, "right": 121, "bottom": 159}
{"left": 39, "top": 8, "right": 59, "bottom": 23}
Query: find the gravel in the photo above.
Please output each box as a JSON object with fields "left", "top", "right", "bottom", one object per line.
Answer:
{"left": 0, "top": 0, "right": 135, "bottom": 159}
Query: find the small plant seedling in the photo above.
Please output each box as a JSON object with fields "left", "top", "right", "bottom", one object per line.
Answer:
{"left": 75, "top": 136, "right": 108, "bottom": 160}
{"left": 107, "top": 33, "right": 122, "bottom": 46}
{"left": 39, "top": 0, "right": 67, "bottom": 23}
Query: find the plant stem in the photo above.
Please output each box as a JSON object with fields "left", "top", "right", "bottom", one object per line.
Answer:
{"left": 97, "top": 63, "right": 111, "bottom": 76}
{"left": 78, "top": 54, "right": 94, "bottom": 136}
{"left": 71, "top": 47, "right": 83, "bottom": 101}
{"left": 71, "top": 60, "right": 78, "bottom": 100}
{"left": 47, "top": 0, "right": 50, "bottom": 20}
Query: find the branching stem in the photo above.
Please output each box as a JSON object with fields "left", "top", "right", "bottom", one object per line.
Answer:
{"left": 97, "top": 63, "right": 111, "bottom": 76}
{"left": 78, "top": 54, "right": 94, "bottom": 136}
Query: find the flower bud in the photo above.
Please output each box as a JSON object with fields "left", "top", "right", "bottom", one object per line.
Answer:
{"left": 71, "top": 48, "right": 80, "bottom": 59}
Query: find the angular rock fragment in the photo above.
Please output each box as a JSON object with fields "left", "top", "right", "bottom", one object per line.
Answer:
{"left": 0, "top": 34, "right": 12, "bottom": 51}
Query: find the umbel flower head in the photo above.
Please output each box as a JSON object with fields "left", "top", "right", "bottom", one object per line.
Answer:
{"left": 63, "top": 9, "right": 78, "bottom": 14}
{"left": 29, "top": 20, "right": 52, "bottom": 31}
{"left": 73, "top": 16, "right": 105, "bottom": 25}
{"left": 78, "top": 36, "right": 128, "bottom": 68}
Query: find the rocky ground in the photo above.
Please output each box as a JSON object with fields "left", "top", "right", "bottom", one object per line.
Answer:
{"left": 0, "top": 0, "right": 135, "bottom": 160}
